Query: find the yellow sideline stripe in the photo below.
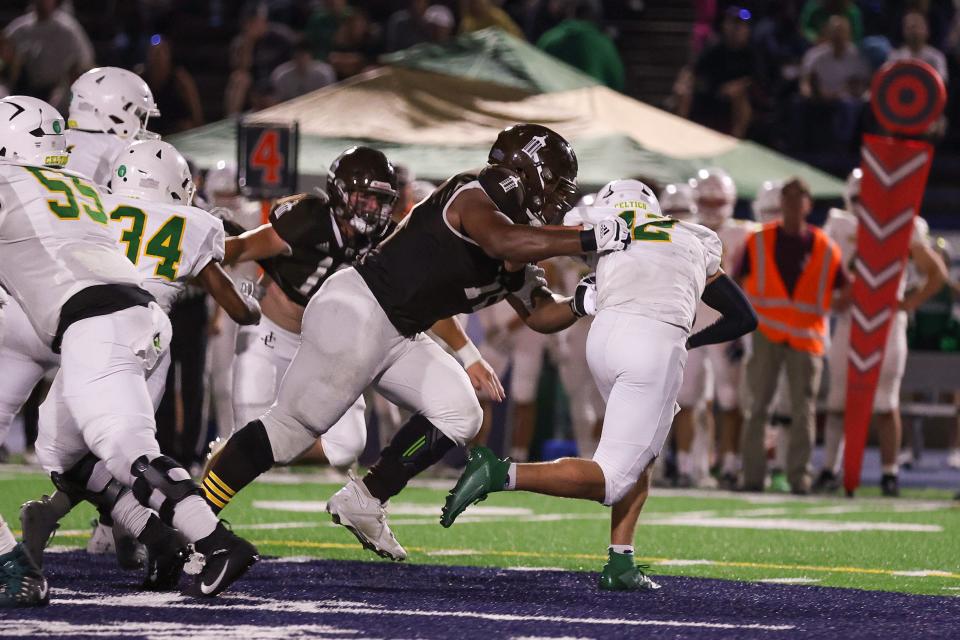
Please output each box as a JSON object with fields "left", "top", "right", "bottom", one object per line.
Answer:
{"left": 246, "top": 539, "right": 960, "bottom": 580}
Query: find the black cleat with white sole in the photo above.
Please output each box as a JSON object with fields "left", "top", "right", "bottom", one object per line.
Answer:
{"left": 183, "top": 523, "right": 259, "bottom": 598}
{"left": 142, "top": 539, "right": 189, "bottom": 591}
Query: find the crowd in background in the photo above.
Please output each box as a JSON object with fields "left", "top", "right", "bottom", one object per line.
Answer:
{"left": 1, "top": 0, "right": 959, "bottom": 497}
{"left": 672, "top": 0, "right": 959, "bottom": 154}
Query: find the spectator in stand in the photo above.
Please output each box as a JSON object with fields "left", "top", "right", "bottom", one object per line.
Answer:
{"left": 459, "top": 0, "right": 524, "bottom": 39}
{"left": 795, "top": 14, "right": 869, "bottom": 149}
{"left": 691, "top": 0, "right": 718, "bottom": 57}
{"left": 677, "top": 6, "right": 758, "bottom": 139}
{"left": 270, "top": 38, "right": 336, "bottom": 102}
{"left": 889, "top": 10, "right": 948, "bottom": 83}
{"left": 424, "top": 5, "right": 456, "bottom": 45}
{"left": 753, "top": 1, "right": 809, "bottom": 100}
{"left": 524, "top": 0, "right": 568, "bottom": 42}
{"left": 536, "top": 0, "right": 624, "bottom": 91}
{"left": 3, "top": 0, "right": 94, "bottom": 102}
{"left": 305, "top": 0, "right": 353, "bottom": 60}
{"left": 329, "top": 7, "right": 383, "bottom": 79}
{"left": 138, "top": 34, "right": 203, "bottom": 135}
{"left": 0, "top": 34, "right": 21, "bottom": 99}
{"left": 225, "top": 2, "right": 295, "bottom": 115}
{"left": 385, "top": 0, "right": 431, "bottom": 52}
{"left": 800, "top": 0, "right": 863, "bottom": 43}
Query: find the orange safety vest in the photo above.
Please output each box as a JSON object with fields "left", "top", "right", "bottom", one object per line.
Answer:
{"left": 741, "top": 222, "right": 841, "bottom": 356}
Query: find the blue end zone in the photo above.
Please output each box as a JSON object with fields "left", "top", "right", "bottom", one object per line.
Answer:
{"left": 3, "top": 551, "right": 959, "bottom": 638}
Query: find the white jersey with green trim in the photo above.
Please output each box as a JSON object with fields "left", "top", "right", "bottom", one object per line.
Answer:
{"left": 100, "top": 193, "right": 226, "bottom": 313}
{"left": 565, "top": 205, "right": 722, "bottom": 332}
{"left": 0, "top": 161, "right": 141, "bottom": 346}
{"left": 64, "top": 129, "right": 130, "bottom": 187}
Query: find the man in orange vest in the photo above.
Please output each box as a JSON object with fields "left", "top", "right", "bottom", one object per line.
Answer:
{"left": 738, "top": 177, "right": 847, "bottom": 493}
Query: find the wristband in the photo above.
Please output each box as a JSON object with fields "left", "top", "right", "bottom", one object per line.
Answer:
{"left": 579, "top": 228, "right": 597, "bottom": 252}
{"left": 456, "top": 342, "right": 483, "bottom": 369}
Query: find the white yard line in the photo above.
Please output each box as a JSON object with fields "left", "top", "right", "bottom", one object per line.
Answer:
{"left": 33, "top": 590, "right": 795, "bottom": 632}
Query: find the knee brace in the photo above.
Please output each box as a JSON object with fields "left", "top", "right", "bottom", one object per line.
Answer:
{"left": 130, "top": 455, "right": 201, "bottom": 524}
{"left": 52, "top": 453, "right": 124, "bottom": 513}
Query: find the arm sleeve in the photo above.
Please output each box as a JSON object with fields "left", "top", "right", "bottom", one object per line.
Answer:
{"left": 687, "top": 275, "right": 759, "bottom": 349}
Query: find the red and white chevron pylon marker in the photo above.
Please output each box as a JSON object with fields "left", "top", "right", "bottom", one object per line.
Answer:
{"left": 843, "top": 59, "right": 945, "bottom": 495}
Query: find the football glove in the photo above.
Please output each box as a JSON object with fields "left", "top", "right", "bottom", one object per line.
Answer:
{"left": 580, "top": 217, "right": 631, "bottom": 253}
{"left": 505, "top": 263, "right": 547, "bottom": 313}
{"left": 570, "top": 274, "right": 597, "bottom": 317}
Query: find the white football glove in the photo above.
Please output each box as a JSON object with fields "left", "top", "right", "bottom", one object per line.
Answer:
{"left": 580, "top": 217, "right": 631, "bottom": 253}
{"left": 512, "top": 263, "right": 548, "bottom": 313}
{"left": 570, "top": 274, "right": 597, "bottom": 317}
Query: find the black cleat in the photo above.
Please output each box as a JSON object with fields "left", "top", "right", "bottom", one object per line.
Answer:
{"left": 20, "top": 495, "right": 65, "bottom": 569}
{"left": 142, "top": 539, "right": 189, "bottom": 591}
{"left": 183, "top": 523, "right": 259, "bottom": 598}
{"left": 881, "top": 473, "right": 900, "bottom": 497}
{"left": 812, "top": 470, "right": 840, "bottom": 494}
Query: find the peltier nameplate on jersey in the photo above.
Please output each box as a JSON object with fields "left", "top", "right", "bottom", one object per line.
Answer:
{"left": 237, "top": 120, "right": 299, "bottom": 199}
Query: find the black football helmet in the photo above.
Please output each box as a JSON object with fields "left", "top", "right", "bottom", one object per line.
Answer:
{"left": 327, "top": 146, "right": 398, "bottom": 236}
{"left": 487, "top": 123, "right": 579, "bottom": 225}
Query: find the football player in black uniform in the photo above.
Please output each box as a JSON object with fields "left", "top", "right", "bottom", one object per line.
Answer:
{"left": 201, "top": 124, "right": 632, "bottom": 559}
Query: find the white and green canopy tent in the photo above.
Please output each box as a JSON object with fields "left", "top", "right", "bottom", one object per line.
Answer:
{"left": 170, "top": 28, "right": 843, "bottom": 198}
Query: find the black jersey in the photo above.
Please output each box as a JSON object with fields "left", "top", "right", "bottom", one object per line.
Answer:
{"left": 357, "top": 169, "right": 525, "bottom": 336}
{"left": 259, "top": 193, "right": 378, "bottom": 307}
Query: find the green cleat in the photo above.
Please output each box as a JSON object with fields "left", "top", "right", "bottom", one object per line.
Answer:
{"left": 440, "top": 447, "right": 509, "bottom": 528}
{"left": 0, "top": 543, "right": 49, "bottom": 608}
{"left": 598, "top": 550, "right": 661, "bottom": 591}
{"left": 770, "top": 470, "right": 790, "bottom": 493}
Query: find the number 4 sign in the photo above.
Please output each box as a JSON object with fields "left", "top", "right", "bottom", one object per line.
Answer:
{"left": 237, "top": 120, "right": 299, "bottom": 199}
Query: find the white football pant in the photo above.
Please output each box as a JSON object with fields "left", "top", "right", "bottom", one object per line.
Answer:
{"left": 260, "top": 268, "right": 481, "bottom": 464}
{"left": 232, "top": 312, "right": 367, "bottom": 468}
{"left": 588, "top": 310, "right": 686, "bottom": 505}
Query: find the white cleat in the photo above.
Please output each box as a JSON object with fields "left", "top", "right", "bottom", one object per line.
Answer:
{"left": 326, "top": 473, "right": 407, "bottom": 561}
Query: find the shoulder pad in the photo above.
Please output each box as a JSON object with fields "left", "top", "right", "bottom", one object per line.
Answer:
{"left": 271, "top": 192, "right": 328, "bottom": 220}
{"left": 478, "top": 165, "right": 525, "bottom": 221}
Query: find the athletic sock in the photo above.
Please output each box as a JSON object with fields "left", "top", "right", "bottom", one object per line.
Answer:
{"left": 504, "top": 463, "right": 517, "bottom": 490}
{"left": 610, "top": 544, "right": 634, "bottom": 555}
{"left": 363, "top": 415, "right": 456, "bottom": 503}
{"left": 722, "top": 452, "right": 739, "bottom": 476}
{"left": 171, "top": 495, "right": 218, "bottom": 543}
{"left": 0, "top": 515, "right": 16, "bottom": 555}
{"left": 110, "top": 491, "right": 153, "bottom": 538}
{"left": 677, "top": 451, "right": 693, "bottom": 477}
{"left": 823, "top": 413, "right": 845, "bottom": 474}
{"left": 201, "top": 419, "right": 275, "bottom": 513}
{"left": 881, "top": 464, "right": 899, "bottom": 476}
{"left": 509, "top": 446, "right": 528, "bottom": 463}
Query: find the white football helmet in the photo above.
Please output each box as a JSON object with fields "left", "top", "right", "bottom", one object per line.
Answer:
{"left": 752, "top": 179, "right": 784, "bottom": 223}
{"left": 659, "top": 182, "right": 697, "bottom": 221}
{"left": 111, "top": 140, "right": 195, "bottom": 205}
{"left": 594, "top": 178, "right": 662, "bottom": 215}
{"left": 68, "top": 67, "right": 160, "bottom": 140}
{"left": 689, "top": 167, "right": 736, "bottom": 229}
{"left": 0, "top": 95, "right": 69, "bottom": 168}
{"left": 204, "top": 160, "right": 238, "bottom": 200}
{"left": 844, "top": 167, "right": 862, "bottom": 212}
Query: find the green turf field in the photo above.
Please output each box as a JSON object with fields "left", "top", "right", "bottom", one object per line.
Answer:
{"left": 3, "top": 466, "right": 959, "bottom": 597}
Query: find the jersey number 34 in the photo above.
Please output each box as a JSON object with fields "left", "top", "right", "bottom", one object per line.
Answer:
{"left": 27, "top": 167, "right": 185, "bottom": 281}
